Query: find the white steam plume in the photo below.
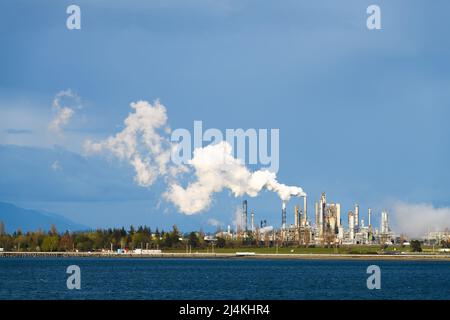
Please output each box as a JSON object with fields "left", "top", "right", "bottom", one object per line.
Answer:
{"left": 49, "top": 89, "right": 80, "bottom": 133}
{"left": 85, "top": 100, "right": 173, "bottom": 187}
{"left": 85, "top": 100, "right": 306, "bottom": 215}
{"left": 233, "top": 206, "right": 245, "bottom": 232}
{"left": 164, "top": 141, "right": 306, "bottom": 214}
{"left": 207, "top": 218, "right": 222, "bottom": 228}
{"left": 392, "top": 202, "right": 450, "bottom": 238}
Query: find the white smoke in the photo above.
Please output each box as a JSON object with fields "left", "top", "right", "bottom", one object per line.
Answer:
{"left": 49, "top": 89, "right": 81, "bottom": 133}
{"left": 207, "top": 218, "right": 222, "bottom": 228}
{"left": 85, "top": 99, "right": 306, "bottom": 215}
{"left": 233, "top": 206, "right": 245, "bottom": 232}
{"left": 85, "top": 100, "right": 174, "bottom": 187}
{"left": 392, "top": 202, "right": 450, "bottom": 238}
{"left": 51, "top": 160, "right": 62, "bottom": 171}
{"left": 164, "top": 141, "right": 306, "bottom": 214}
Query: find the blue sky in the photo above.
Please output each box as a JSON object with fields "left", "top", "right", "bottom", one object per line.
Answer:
{"left": 1, "top": 0, "right": 449, "bottom": 232}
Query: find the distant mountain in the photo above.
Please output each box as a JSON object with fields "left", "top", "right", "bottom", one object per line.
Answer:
{"left": 0, "top": 144, "right": 151, "bottom": 202}
{"left": 0, "top": 201, "right": 87, "bottom": 233}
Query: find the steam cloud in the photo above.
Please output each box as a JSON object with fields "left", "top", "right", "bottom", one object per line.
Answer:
{"left": 392, "top": 202, "right": 450, "bottom": 238}
{"left": 233, "top": 206, "right": 245, "bottom": 231}
{"left": 49, "top": 90, "right": 81, "bottom": 133}
{"left": 85, "top": 99, "right": 306, "bottom": 215}
{"left": 85, "top": 100, "right": 175, "bottom": 187}
{"left": 164, "top": 142, "right": 306, "bottom": 214}
{"left": 207, "top": 218, "right": 222, "bottom": 228}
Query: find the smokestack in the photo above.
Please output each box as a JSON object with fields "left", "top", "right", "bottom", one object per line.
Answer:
{"left": 315, "top": 202, "right": 319, "bottom": 226}
{"left": 348, "top": 211, "right": 355, "bottom": 240}
{"left": 251, "top": 210, "right": 255, "bottom": 233}
{"left": 294, "top": 205, "right": 299, "bottom": 228}
{"left": 354, "top": 204, "right": 359, "bottom": 228}
{"left": 381, "top": 210, "right": 389, "bottom": 234}
{"left": 303, "top": 195, "right": 307, "bottom": 225}
{"left": 336, "top": 203, "right": 341, "bottom": 227}
{"left": 368, "top": 208, "right": 372, "bottom": 227}
{"left": 282, "top": 202, "right": 287, "bottom": 230}
{"left": 243, "top": 200, "right": 248, "bottom": 232}
{"left": 319, "top": 193, "right": 325, "bottom": 236}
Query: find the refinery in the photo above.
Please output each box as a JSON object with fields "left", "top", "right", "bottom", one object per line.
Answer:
{"left": 216, "top": 192, "right": 402, "bottom": 246}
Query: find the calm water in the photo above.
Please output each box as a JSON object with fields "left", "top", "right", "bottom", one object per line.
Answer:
{"left": 0, "top": 258, "right": 449, "bottom": 300}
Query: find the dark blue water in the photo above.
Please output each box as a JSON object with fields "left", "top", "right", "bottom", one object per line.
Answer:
{"left": 0, "top": 258, "right": 449, "bottom": 299}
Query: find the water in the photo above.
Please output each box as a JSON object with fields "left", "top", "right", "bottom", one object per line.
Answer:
{"left": 0, "top": 258, "right": 449, "bottom": 299}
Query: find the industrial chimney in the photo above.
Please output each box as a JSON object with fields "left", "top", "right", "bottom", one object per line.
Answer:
{"left": 281, "top": 202, "right": 287, "bottom": 230}
{"left": 354, "top": 204, "right": 359, "bottom": 228}
{"left": 303, "top": 195, "right": 307, "bottom": 226}
{"left": 251, "top": 210, "right": 255, "bottom": 233}
{"left": 243, "top": 200, "right": 248, "bottom": 232}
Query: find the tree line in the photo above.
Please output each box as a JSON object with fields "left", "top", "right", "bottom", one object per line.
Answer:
{"left": 0, "top": 222, "right": 210, "bottom": 252}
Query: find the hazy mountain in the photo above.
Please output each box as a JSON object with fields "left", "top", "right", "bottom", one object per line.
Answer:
{"left": 0, "top": 144, "right": 151, "bottom": 202}
{"left": 0, "top": 201, "right": 87, "bottom": 233}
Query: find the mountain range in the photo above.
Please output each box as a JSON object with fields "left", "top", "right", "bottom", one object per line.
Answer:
{"left": 0, "top": 201, "right": 87, "bottom": 233}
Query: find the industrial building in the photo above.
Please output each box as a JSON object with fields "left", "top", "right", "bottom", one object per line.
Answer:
{"left": 225, "top": 192, "right": 398, "bottom": 246}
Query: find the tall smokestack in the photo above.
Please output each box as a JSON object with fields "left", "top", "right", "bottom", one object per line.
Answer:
{"left": 303, "top": 195, "right": 307, "bottom": 225}
{"left": 315, "top": 202, "right": 319, "bottom": 227}
{"left": 336, "top": 203, "right": 341, "bottom": 227}
{"left": 319, "top": 192, "right": 325, "bottom": 236}
{"left": 282, "top": 202, "right": 286, "bottom": 230}
{"left": 381, "top": 210, "right": 389, "bottom": 234}
{"left": 354, "top": 204, "right": 359, "bottom": 228}
{"left": 348, "top": 211, "right": 355, "bottom": 240}
{"left": 243, "top": 200, "right": 248, "bottom": 232}
{"left": 251, "top": 210, "right": 255, "bottom": 233}
{"left": 368, "top": 208, "right": 372, "bottom": 227}
{"left": 294, "top": 205, "right": 299, "bottom": 228}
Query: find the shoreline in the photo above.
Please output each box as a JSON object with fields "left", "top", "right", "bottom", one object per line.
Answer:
{"left": 1, "top": 252, "right": 450, "bottom": 261}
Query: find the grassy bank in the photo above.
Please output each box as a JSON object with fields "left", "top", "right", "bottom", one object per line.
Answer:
{"left": 161, "top": 245, "right": 420, "bottom": 255}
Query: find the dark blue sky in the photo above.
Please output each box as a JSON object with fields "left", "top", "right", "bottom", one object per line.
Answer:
{"left": 1, "top": 0, "right": 449, "bottom": 231}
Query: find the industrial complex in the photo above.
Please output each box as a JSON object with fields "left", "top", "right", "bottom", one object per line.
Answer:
{"left": 217, "top": 192, "right": 405, "bottom": 246}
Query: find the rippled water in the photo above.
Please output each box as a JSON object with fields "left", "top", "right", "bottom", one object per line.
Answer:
{"left": 0, "top": 258, "right": 449, "bottom": 299}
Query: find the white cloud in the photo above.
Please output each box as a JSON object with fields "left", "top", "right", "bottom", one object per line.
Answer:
{"left": 51, "top": 160, "right": 62, "bottom": 171}
{"left": 85, "top": 100, "right": 173, "bottom": 187}
{"left": 391, "top": 202, "right": 450, "bottom": 238}
{"left": 49, "top": 89, "right": 81, "bottom": 134}
{"left": 86, "top": 99, "right": 306, "bottom": 216}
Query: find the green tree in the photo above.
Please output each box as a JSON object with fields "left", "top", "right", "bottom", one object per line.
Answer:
{"left": 410, "top": 240, "right": 422, "bottom": 252}
{"left": 169, "top": 225, "right": 181, "bottom": 247}
{"left": 59, "top": 232, "right": 74, "bottom": 251}
{"left": 50, "top": 224, "right": 58, "bottom": 236}
{"left": 216, "top": 237, "right": 226, "bottom": 248}
{"left": 188, "top": 232, "right": 200, "bottom": 248}
{"left": 41, "top": 235, "right": 59, "bottom": 252}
